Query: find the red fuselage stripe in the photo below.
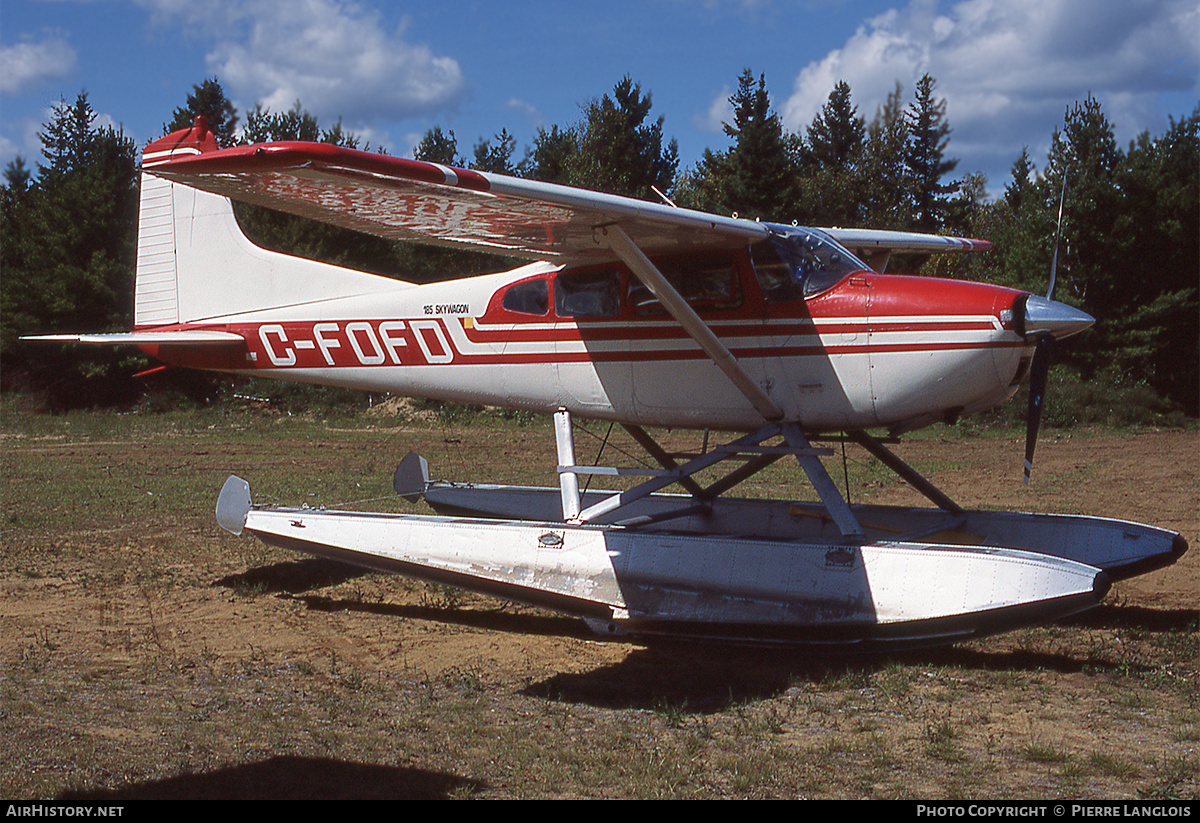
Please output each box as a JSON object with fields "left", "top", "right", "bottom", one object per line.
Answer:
{"left": 148, "top": 318, "right": 1022, "bottom": 371}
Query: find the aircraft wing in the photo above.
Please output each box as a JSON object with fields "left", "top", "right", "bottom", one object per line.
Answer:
{"left": 823, "top": 228, "right": 991, "bottom": 255}
{"left": 146, "top": 142, "right": 770, "bottom": 264}
{"left": 147, "top": 142, "right": 990, "bottom": 265}
{"left": 819, "top": 228, "right": 991, "bottom": 273}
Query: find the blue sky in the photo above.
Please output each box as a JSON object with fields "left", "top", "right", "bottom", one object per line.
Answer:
{"left": 3, "top": 0, "right": 1198, "bottom": 199}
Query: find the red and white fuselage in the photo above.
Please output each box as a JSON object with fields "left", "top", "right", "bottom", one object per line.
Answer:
{"left": 41, "top": 118, "right": 1092, "bottom": 436}
{"left": 142, "top": 259, "right": 1030, "bottom": 433}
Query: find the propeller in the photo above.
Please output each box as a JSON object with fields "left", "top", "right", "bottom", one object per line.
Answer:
{"left": 1023, "top": 334, "right": 1052, "bottom": 483}
{"left": 1022, "top": 174, "right": 1091, "bottom": 483}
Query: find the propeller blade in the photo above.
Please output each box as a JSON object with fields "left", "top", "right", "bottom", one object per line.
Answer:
{"left": 1024, "top": 171, "right": 1071, "bottom": 483}
{"left": 1024, "top": 337, "right": 1053, "bottom": 484}
{"left": 1047, "top": 174, "right": 1067, "bottom": 300}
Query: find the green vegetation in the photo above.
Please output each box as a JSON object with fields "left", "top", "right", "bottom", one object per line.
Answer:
{"left": 2, "top": 74, "right": 1196, "bottom": 418}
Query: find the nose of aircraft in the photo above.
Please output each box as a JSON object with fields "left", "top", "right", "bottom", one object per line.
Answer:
{"left": 1021, "top": 295, "right": 1095, "bottom": 340}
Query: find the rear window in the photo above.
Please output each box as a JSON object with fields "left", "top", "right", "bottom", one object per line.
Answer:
{"left": 501, "top": 278, "right": 549, "bottom": 315}
{"left": 555, "top": 269, "right": 621, "bottom": 318}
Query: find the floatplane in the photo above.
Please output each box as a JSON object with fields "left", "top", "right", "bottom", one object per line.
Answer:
{"left": 28, "top": 117, "right": 1186, "bottom": 649}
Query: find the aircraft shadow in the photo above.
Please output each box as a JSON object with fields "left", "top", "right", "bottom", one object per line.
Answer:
{"left": 215, "top": 560, "right": 1194, "bottom": 716}
{"left": 289, "top": 592, "right": 591, "bottom": 638}
{"left": 1063, "top": 602, "right": 1197, "bottom": 633}
{"left": 282, "top": 594, "right": 1191, "bottom": 667}
{"left": 58, "top": 755, "right": 485, "bottom": 800}
{"left": 523, "top": 603, "right": 1197, "bottom": 713}
{"left": 214, "top": 557, "right": 371, "bottom": 595}
{"left": 217, "top": 557, "right": 605, "bottom": 637}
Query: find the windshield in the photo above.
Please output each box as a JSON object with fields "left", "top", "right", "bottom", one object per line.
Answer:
{"left": 751, "top": 228, "right": 867, "bottom": 302}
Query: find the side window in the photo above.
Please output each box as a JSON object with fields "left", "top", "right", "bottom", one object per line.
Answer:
{"left": 630, "top": 254, "right": 743, "bottom": 316}
{"left": 501, "top": 278, "right": 549, "bottom": 315}
{"left": 751, "top": 241, "right": 802, "bottom": 304}
{"left": 555, "top": 269, "right": 621, "bottom": 318}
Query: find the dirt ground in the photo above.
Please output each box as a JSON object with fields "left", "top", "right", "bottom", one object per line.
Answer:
{"left": 1, "top": 414, "right": 1196, "bottom": 799}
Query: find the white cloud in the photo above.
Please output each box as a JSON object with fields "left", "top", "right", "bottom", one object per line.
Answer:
{"left": 695, "top": 84, "right": 734, "bottom": 134}
{"left": 0, "top": 132, "right": 19, "bottom": 168}
{"left": 138, "top": 0, "right": 465, "bottom": 127}
{"left": 504, "top": 97, "right": 543, "bottom": 129}
{"left": 780, "top": 0, "right": 1200, "bottom": 184}
{"left": 0, "top": 34, "right": 77, "bottom": 95}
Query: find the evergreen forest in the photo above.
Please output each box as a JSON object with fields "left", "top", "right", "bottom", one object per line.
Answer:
{"left": 2, "top": 73, "right": 1196, "bottom": 421}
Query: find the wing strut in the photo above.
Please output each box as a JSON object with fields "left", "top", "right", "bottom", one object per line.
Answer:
{"left": 554, "top": 408, "right": 582, "bottom": 520}
{"left": 597, "top": 224, "right": 863, "bottom": 537}
{"left": 848, "top": 430, "right": 963, "bottom": 514}
{"left": 782, "top": 424, "right": 864, "bottom": 538}
{"left": 551, "top": 413, "right": 865, "bottom": 538}
{"left": 600, "top": 223, "right": 784, "bottom": 422}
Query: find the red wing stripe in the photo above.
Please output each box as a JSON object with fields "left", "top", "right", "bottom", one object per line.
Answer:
{"left": 154, "top": 142, "right": 493, "bottom": 193}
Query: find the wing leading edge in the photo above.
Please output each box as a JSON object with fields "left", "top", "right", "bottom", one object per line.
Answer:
{"left": 145, "top": 126, "right": 990, "bottom": 267}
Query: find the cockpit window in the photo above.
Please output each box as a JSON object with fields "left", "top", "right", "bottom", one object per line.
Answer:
{"left": 751, "top": 229, "right": 865, "bottom": 302}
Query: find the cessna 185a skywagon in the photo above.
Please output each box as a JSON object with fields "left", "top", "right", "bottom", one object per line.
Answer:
{"left": 30, "top": 117, "right": 1186, "bottom": 649}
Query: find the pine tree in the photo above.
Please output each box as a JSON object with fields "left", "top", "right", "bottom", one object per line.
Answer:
{"left": 797, "top": 81, "right": 865, "bottom": 225}
{"left": 1, "top": 92, "right": 139, "bottom": 404}
{"left": 471, "top": 129, "right": 520, "bottom": 174}
{"left": 993, "top": 95, "right": 1200, "bottom": 415}
{"left": 1044, "top": 96, "right": 1122, "bottom": 316}
{"left": 904, "top": 74, "right": 959, "bottom": 232}
{"left": 685, "top": 70, "right": 799, "bottom": 220}
{"left": 529, "top": 77, "right": 678, "bottom": 200}
{"left": 1111, "top": 107, "right": 1199, "bottom": 412}
{"left": 982, "top": 147, "right": 1048, "bottom": 293}
{"left": 241, "top": 101, "right": 358, "bottom": 146}
{"left": 804, "top": 81, "right": 865, "bottom": 171}
{"left": 165, "top": 77, "right": 239, "bottom": 147}
{"left": 415, "top": 126, "right": 462, "bottom": 165}
{"left": 528, "top": 125, "right": 577, "bottom": 185}
{"left": 859, "top": 81, "right": 912, "bottom": 228}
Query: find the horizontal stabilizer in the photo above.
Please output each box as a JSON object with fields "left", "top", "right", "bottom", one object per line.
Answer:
{"left": 23, "top": 330, "right": 246, "bottom": 346}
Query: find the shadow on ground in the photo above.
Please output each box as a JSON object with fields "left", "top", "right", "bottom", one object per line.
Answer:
{"left": 60, "top": 756, "right": 485, "bottom": 800}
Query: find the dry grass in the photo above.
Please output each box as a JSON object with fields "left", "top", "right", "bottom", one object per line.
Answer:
{"left": 1, "top": 404, "right": 1196, "bottom": 799}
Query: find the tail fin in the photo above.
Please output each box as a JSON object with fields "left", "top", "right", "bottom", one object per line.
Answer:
{"left": 135, "top": 118, "right": 404, "bottom": 329}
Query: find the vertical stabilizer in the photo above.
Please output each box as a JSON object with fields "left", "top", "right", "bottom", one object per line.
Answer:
{"left": 135, "top": 117, "right": 405, "bottom": 329}
{"left": 135, "top": 118, "right": 219, "bottom": 327}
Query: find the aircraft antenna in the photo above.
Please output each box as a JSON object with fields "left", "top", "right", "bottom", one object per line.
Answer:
{"left": 651, "top": 186, "right": 677, "bottom": 208}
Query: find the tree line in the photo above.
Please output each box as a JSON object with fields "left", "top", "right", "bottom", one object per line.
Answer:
{"left": 2, "top": 73, "right": 1196, "bottom": 415}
